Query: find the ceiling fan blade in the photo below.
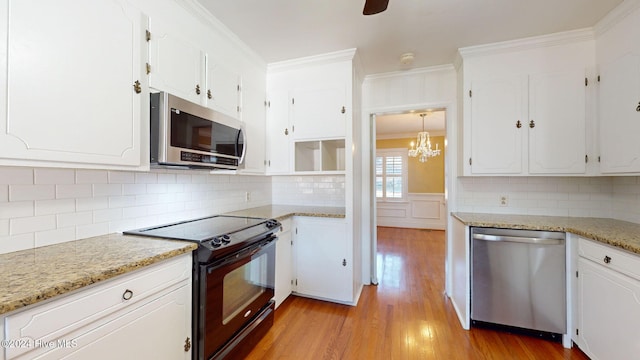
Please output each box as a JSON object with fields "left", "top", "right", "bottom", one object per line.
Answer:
{"left": 363, "top": 0, "right": 389, "bottom": 15}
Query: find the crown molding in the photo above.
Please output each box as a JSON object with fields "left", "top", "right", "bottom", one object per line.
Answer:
{"left": 364, "top": 64, "right": 455, "bottom": 81}
{"left": 458, "top": 28, "right": 595, "bottom": 59}
{"left": 173, "top": 0, "right": 266, "bottom": 69}
{"left": 267, "top": 48, "right": 358, "bottom": 73}
{"left": 594, "top": 0, "right": 640, "bottom": 35}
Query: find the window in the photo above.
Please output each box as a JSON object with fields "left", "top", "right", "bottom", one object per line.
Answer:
{"left": 375, "top": 149, "right": 408, "bottom": 200}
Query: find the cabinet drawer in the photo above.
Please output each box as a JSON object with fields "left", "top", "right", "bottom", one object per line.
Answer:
{"left": 578, "top": 238, "right": 640, "bottom": 281}
{"left": 4, "top": 254, "right": 191, "bottom": 359}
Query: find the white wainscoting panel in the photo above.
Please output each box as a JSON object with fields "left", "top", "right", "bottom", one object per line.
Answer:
{"left": 377, "top": 193, "right": 446, "bottom": 230}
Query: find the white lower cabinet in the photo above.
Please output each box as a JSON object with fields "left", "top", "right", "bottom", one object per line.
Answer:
{"left": 576, "top": 239, "right": 640, "bottom": 359}
{"left": 274, "top": 218, "right": 293, "bottom": 308}
{"left": 292, "top": 217, "right": 352, "bottom": 303}
{"left": 2, "top": 254, "right": 192, "bottom": 360}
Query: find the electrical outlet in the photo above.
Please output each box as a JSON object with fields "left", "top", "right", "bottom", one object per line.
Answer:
{"left": 499, "top": 195, "right": 508, "bottom": 207}
{"left": 245, "top": 191, "right": 251, "bottom": 202}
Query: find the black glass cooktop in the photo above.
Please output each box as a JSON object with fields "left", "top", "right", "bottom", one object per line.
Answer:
{"left": 124, "top": 215, "right": 265, "bottom": 242}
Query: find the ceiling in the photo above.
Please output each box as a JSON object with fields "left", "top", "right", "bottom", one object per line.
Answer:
{"left": 197, "top": 0, "right": 622, "bottom": 75}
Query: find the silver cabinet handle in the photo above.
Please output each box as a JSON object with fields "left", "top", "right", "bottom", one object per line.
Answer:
{"left": 472, "top": 233, "right": 563, "bottom": 245}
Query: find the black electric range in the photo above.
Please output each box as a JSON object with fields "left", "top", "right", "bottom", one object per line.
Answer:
{"left": 123, "top": 215, "right": 281, "bottom": 263}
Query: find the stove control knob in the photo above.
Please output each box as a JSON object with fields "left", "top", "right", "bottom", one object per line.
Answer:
{"left": 211, "top": 237, "right": 222, "bottom": 247}
{"left": 221, "top": 234, "right": 231, "bottom": 244}
{"left": 266, "top": 220, "right": 278, "bottom": 229}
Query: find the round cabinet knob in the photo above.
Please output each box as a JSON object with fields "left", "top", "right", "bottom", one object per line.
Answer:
{"left": 603, "top": 255, "right": 612, "bottom": 264}
{"left": 122, "top": 289, "right": 134, "bottom": 301}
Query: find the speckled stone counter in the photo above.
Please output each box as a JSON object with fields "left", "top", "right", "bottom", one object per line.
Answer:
{"left": 225, "top": 205, "right": 346, "bottom": 221}
{"left": 452, "top": 212, "right": 640, "bottom": 255}
{"left": 0, "top": 234, "right": 197, "bottom": 316}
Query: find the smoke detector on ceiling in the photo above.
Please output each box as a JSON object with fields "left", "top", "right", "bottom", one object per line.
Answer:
{"left": 400, "top": 52, "right": 414, "bottom": 65}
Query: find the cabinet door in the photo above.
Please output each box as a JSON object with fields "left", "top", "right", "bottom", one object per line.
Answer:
{"left": 294, "top": 218, "right": 352, "bottom": 303}
{"left": 290, "top": 85, "right": 347, "bottom": 140}
{"left": 239, "top": 79, "right": 266, "bottom": 173}
{"left": 265, "top": 90, "right": 292, "bottom": 174}
{"left": 148, "top": 20, "right": 204, "bottom": 105}
{"left": 528, "top": 70, "right": 586, "bottom": 174}
{"left": 577, "top": 258, "right": 640, "bottom": 360}
{"left": 599, "top": 53, "right": 640, "bottom": 173}
{"left": 0, "top": 0, "right": 147, "bottom": 168}
{"left": 32, "top": 284, "right": 192, "bottom": 360}
{"left": 469, "top": 76, "right": 525, "bottom": 174}
{"left": 274, "top": 229, "right": 292, "bottom": 308}
{"left": 205, "top": 60, "right": 240, "bottom": 119}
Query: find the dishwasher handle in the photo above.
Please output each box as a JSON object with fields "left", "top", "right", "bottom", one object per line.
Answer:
{"left": 472, "top": 233, "right": 564, "bottom": 245}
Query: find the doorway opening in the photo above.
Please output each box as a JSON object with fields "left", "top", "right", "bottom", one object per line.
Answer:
{"left": 369, "top": 107, "right": 448, "bottom": 284}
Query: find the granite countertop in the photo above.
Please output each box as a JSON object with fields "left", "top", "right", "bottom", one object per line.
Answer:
{"left": 0, "top": 234, "right": 197, "bottom": 316}
{"left": 452, "top": 212, "right": 640, "bottom": 255}
{"left": 225, "top": 205, "right": 346, "bottom": 221}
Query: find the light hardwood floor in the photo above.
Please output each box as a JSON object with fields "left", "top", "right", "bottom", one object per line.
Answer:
{"left": 246, "top": 227, "right": 589, "bottom": 359}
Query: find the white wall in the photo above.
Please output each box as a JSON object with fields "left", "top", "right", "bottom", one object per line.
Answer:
{"left": 0, "top": 167, "right": 271, "bottom": 254}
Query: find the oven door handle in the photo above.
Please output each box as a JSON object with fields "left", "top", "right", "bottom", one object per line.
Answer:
{"left": 207, "top": 237, "right": 276, "bottom": 274}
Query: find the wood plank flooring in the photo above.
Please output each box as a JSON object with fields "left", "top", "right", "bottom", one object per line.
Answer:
{"left": 246, "top": 227, "right": 589, "bottom": 360}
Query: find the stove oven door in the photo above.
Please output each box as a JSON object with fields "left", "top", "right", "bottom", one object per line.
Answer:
{"left": 198, "top": 237, "right": 276, "bottom": 359}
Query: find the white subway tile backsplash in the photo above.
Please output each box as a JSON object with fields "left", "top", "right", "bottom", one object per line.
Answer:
{"left": 57, "top": 211, "right": 93, "bottom": 228}
{"left": 93, "top": 208, "right": 123, "bottom": 223}
{"left": 76, "top": 222, "right": 109, "bottom": 239}
{"left": 0, "top": 167, "right": 272, "bottom": 254}
{"left": 135, "top": 172, "right": 158, "bottom": 184}
{"left": 0, "top": 219, "right": 8, "bottom": 236}
{"left": 76, "top": 197, "right": 109, "bottom": 211}
{"left": 76, "top": 170, "right": 109, "bottom": 184}
{"left": 109, "top": 195, "right": 136, "bottom": 209}
{"left": 11, "top": 215, "right": 56, "bottom": 235}
{"left": 35, "top": 199, "right": 76, "bottom": 216}
{"left": 108, "top": 171, "right": 135, "bottom": 184}
{"left": 0, "top": 185, "right": 8, "bottom": 202}
{"left": 56, "top": 184, "right": 92, "bottom": 199}
{"left": 0, "top": 201, "right": 34, "bottom": 219}
{"left": 0, "top": 167, "right": 33, "bottom": 185}
{"left": 93, "top": 184, "right": 123, "bottom": 197}
{"left": 34, "top": 168, "right": 75, "bottom": 185}
{"left": 0, "top": 233, "right": 34, "bottom": 254}
{"left": 35, "top": 227, "right": 76, "bottom": 247}
{"left": 10, "top": 185, "right": 55, "bottom": 201}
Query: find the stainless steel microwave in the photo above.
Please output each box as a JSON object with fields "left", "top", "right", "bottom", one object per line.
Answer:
{"left": 150, "top": 92, "right": 245, "bottom": 170}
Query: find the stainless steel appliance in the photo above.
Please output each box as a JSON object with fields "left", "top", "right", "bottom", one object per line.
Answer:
{"left": 150, "top": 92, "right": 245, "bottom": 170}
{"left": 125, "top": 215, "right": 280, "bottom": 360}
{"left": 471, "top": 227, "right": 566, "bottom": 340}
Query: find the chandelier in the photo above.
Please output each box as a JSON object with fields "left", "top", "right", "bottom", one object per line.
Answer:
{"left": 408, "top": 113, "right": 441, "bottom": 162}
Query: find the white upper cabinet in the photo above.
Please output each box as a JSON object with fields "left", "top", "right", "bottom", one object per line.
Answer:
{"left": 469, "top": 76, "right": 525, "bottom": 174}
{"left": 266, "top": 50, "right": 355, "bottom": 174}
{"left": 460, "top": 32, "right": 594, "bottom": 176}
{"left": 239, "top": 77, "right": 266, "bottom": 173}
{"left": 205, "top": 60, "right": 240, "bottom": 119}
{"left": 148, "top": 20, "right": 240, "bottom": 120}
{"left": 0, "top": 0, "right": 148, "bottom": 170}
{"left": 148, "top": 22, "right": 204, "bottom": 105}
{"left": 597, "top": 4, "right": 640, "bottom": 174}
{"left": 290, "top": 82, "right": 347, "bottom": 140}
{"left": 265, "top": 88, "right": 292, "bottom": 174}
{"left": 528, "top": 70, "right": 587, "bottom": 174}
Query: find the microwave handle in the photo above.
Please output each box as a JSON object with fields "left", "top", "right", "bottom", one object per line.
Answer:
{"left": 238, "top": 125, "right": 247, "bottom": 166}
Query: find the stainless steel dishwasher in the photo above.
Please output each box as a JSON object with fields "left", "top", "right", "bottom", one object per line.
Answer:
{"left": 471, "top": 227, "right": 566, "bottom": 339}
